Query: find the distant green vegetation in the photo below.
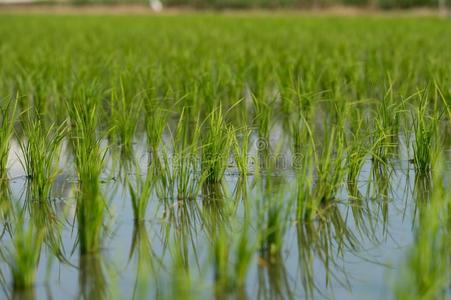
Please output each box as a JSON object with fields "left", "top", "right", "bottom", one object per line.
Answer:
{"left": 69, "top": 0, "right": 448, "bottom": 9}
{"left": 0, "top": 15, "right": 449, "bottom": 299}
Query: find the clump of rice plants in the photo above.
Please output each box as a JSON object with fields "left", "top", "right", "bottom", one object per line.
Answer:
{"left": 144, "top": 99, "right": 167, "bottom": 154}
{"left": 144, "top": 99, "right": 167, "bottom": 176}
{"left": 67, "top": 95, "right": 105, "bottom": 255}
{"left": 232, "top": 126, "right": 251, "bottom": 176}
{"left": 346, "top": 108, "right": 370, "bottom": 186}
{"left": 175, "top": 111, "right": 203, "bottom": 199}
{"left": 18, "top": 113, "right": 66, "bottom": 202}
{"left": 372, "top": 85, "right": 406, "bottom": 163}
{"left": 155, "top": 109, "right": 206, "bottom": 201}
{"left": 412, "top": 92, "right": 439, "bottom": 176}
{"left": 252, "top": 94, "right": 272, "bottom": 144}
{"left": 284, "top": 77, "right": 315, "bottom": 155}
{"left": 109, "top": 82, "right": 142, "bottom": 159}
{"left": 201, "top": 106, "right": 234, "bottom": 184}
{"left": 0, "top": 96, "right": 18, "bottom": 180}
{"left": 295, "top": 147, "right": 315, "bottom": 221}
{"left": 312, "top": 126, "right": 346, "bottom": 206}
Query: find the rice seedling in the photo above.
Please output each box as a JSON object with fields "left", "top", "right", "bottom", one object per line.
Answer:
{"left": 156, "top": 109, "right": 207, "bottom": 201}
{"left": 145, "top": 103, "right": 167, "bottom": 155}
{"left": 176, "top": 112, "right": 202, "bottom": 197}
{"left": 154, "top": 148, "right": 176, "bottom": 201}
{"left": 252, "top": 95, "right": 273, "bottom": 144}
{"left": 154, "top": 124, "right": 202, "bottom": 201}
{"left": 201, "top": 106, "right": 234, "bottom": 184}
{"left": 109, "top": 82, "right": 142, "bottom": 159}
{"left": 289, "top": 108, "right": 312, "bottom": 158}
{"left": 346, "top": 109, "right": 370, "bottom": 188}
{"left": 67, "top": 94, "right": 106, "bottom": 255}
{"left": 16, "top": 111, "right": 67, "bottom": 260}
{"left": 282, "top": 76, "right": 315, "bottom": 140}
{"left": 371, "top": 84, "right": 407, "bottom": 163}
{"left": 412, "top": 92, "right": 439, "bottom": 176}
{"left": 0, "top": 96, "right": 18, "bottom": 181}
{"left": 295, "top": 148, "right": 315, "bottom": 222}
{"left": 18, "top": 113, "right": 66, "bottom": 202}
{"left": 231, "top": 126, "right": 251, "bottom": 176}
{"left": 312, "top": 126, "right": 346, "bottom": 207}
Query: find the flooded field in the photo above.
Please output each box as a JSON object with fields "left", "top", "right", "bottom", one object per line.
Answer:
{"left": 0, "top": 15, "right": 450, "bottom": 300}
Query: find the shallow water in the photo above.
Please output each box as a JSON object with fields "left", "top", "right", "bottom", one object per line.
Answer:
{"left": 1, "top": 134, "right": 450, "bottom": 300}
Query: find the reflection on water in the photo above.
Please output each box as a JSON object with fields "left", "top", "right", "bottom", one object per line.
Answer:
{"left": 0, "top": 135, "right": 449, "bottom": 300}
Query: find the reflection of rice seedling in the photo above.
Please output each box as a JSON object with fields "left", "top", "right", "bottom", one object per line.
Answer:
{"left": 211, "top": 222, "right": 254, "bottom": 292}
{"left": 395, "top": 154, "right": 449, "bottom": 299}
{"left": 1, "top": 212, "right": 44, "bottom": 290}
{"left": 128, "top": 164, "right": 154, "bottom": 222}
{"left": 256, "top": 176, "right": 294, "bottom": 257}
{"left": 295, "top": 148, "right": 314, "bottom": 221}
{"left": 79, "top": 255, "right": 107, "bottom": 299}
{"left": 0, "top": 96, "right": 18, "bottom": 180}
{"left": 129, "top": 222, "right": 156, "bottom": 299}
{"left": 0, "top": 178, "right": 12, "bottom": 222}
{"left": 296, "top": 201, "right": 358, "bottom": 300}
{"left": 19, "top": 113, "right": 66, "bottom": 202}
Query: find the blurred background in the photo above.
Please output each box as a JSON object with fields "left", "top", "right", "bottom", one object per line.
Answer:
{"left": 0, "top": 0, "right": 448, "bottom": 11}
